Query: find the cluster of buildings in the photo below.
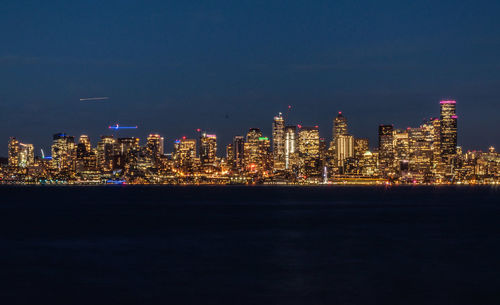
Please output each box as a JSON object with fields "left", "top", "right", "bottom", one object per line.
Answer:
{"left": 2, "top": 100, "right": 499, "bottom": 185}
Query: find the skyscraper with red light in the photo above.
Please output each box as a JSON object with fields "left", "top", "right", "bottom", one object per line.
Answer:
{"left": 439, "top": 100, "right": 457, "bottom": 159}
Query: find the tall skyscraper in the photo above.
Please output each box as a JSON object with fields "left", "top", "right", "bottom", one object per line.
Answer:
{"left": 272, "top": 113, "right": 286, "bottom": 171}
{"left": 244, "top": 128, "right": 263, "bottom": 171}
{"left": 18, "top": 143, "right": 34, "bottom": 168}
{"left": 8, "top": 137, "right": 20, "bottom": 167}
{"left": 145, "top": 134, "right": 164, "bottom": 165}
{"left": 440, "top": 100, "right": 457, "bottom": 160}
{"left": 97, "top": 136, "right": 116, "bottom": 171}
{"left": 284, "top": 126, "right": 297, "bottom": 170}
{"left": 78, "top": 135, "right": 91, "bottom": 153}
{"left": 51, "top": 133, "right": 76, "bottom": 170}
{"left": 199, "top": 133, "right": 217, "bottom": 167}
{"left": 232, "top": 135, "right": 245, "bottom": 170}
{"left": 173, "top": 138, "right": 197, "bottom": 173}
{"left": 354, "top": 138, "right": 369, "bottom": 159}
{"left": 333, "top": 111, "right": 348, "bottom": 140}
{"left": 378, "top": 125, "right": 394, "bottom": 176}
{"left": 298, "top": 126, "right": 321, "bottom": 177}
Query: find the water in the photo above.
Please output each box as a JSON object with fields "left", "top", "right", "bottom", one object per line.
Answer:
{"left": 0, "top": 185, "right": 499, "bottom": 305}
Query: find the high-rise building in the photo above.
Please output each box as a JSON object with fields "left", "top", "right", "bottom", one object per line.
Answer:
{"left": 272, "top": 113, "right": 285, "bottom": 171}
{"left": 76, "top": 135, "right": 97, "bottom": 172}
{"left": 333, "top": 112, "right": 348, "bottom": 140}
{"left": 284, "top": 126, "right": 297, "bottom": 170}
{"left": 354, "top": 138, "right": 369, "bottom": 159}
{"left": 200, "top": 133, "right": 217, "bottom": 168}
{"left": 116, "top": 137, "right": 140, "bottom": 170}
{"left": 440, "top": 100, "right": 457, "bottom": 160}
{"left": 51, "top": 133, "right": 76, "bottom": 170}
{"left": 18, "top": 143, "right": 34, "bottom": 168}
{"left": 97, "top": 136, "right": 116, "bottom": 171}
{"left": 173, "top": 138, "right": 197, "bottom": 173}
{"left": 145, "top": 134, "right": 163, "bottom": 166}
{"left": 244, "top": 128, "right": 263, "bottom": 171}
{"left": 298, "top": 126, "right": 321, "bottom": 177}
{"left": 232, "top": 136, "right": 245, "bottom": 170}
{"left": 335, "top": 134, "right": 354, "bottom": 167}
{"left": 378, "top": 125, "right": 394, "bottom": 176}
{"left": 8, "top": 137, "right": 20, "bottom": 167}
{"left": 79, "top": 135, "right": 91, "bottom": 153}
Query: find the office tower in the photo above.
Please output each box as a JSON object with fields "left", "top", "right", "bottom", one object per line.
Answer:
{"left": 330, "top": 112, "right": 353, "bottom": 167}
{"left": 333, "top": 112, "right": 348, "bottom": 139}
{"left": 440, "top": 100, "right": 458, "bottom": 160}
{"left": 173, "top": 138, "right": 197, "bottom": 173}
{"left": 298, "top": 126, "right": 321, "bottom": 177}
{"left": 431, "top": 118, "right": 442, "bottom": 172}
{"left": 354, "top": 138, "right": 369, "bottom": 159}
{"left": 116, "top": 137, "right": 140, "bottom": 170}
{"left": 272, "top": 112, "right": 285, "bottom": 171}
{"left": 199, "top": 133, "right": 217, "bottom": 167}
{"left": 393, "top": 129, "right": 409, "bottom": 174}
{"left": 51, "top": 133, "right": 76, "bottom": 170}
{"left": 79, "top": 135, "right": 91, "bottom": 153}
{"left": 335, "top": 134, "right": 354, "bottom": 167}
{"left": 408, "top": 126, "right": 433, "bottom": 180}
{"left": 258, "top": 136, "right": 272, "bottom": 173}
{"left": 18, "top": 143, "right": 34, "bottom": 168}
{"left": 226, "top": 143, "right": 234, "bottom": 162}
{"left": 360, "top": 151, "right": 378, "bottom": 176}
{"left": 76, "top": 135, "right": 97, "bottom": 172}
{"left": 378, "top": 125, "right": 394, "bottom": 176}
{"left": 244, "top": 128, "right": 263, "bottom": 171}
{"left": 145, "top": 134, "right": 163, "bottom": 165}
{"left": 8, "top": 137, "right": 20, "bottom": 167}
{"left": 97, "top": 136, "right": 116, "bottom": 171}
{"left": 232, "top": 136, "right": 245, "bottom": 170}
{"left": 284, "top": 126, "right": 297, "bottom": 170}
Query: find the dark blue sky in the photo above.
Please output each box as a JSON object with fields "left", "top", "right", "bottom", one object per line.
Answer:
{"left": 1, "top": 0, "right": 499, "bottom": 155}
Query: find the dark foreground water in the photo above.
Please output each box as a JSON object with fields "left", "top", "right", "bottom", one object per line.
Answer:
{"left": 1, "top": 186, "right": 500, "bottom": 305}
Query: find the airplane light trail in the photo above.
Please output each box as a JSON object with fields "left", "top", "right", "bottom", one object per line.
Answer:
{"left": 108, "top": 124, "right": 138, "bottom": 130}
{"left": 80, "top": 97, "right": 110, "bottom": 101}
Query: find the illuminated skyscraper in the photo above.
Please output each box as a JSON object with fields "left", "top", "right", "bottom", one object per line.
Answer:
{"left": 335, "top": 135, "right": 354, "bottom": 167}
{"left": 378, "top": 125, "right": 394, "bottom": 176}
{"left": 18, "top": 143, "right": 34, "bottom": 168}
{"left": 8, "top": 137, "right": 20, "bottom": 167}
{"left": 200, "top": 133, "right": 217, "bottom": 168}
{"left": 145, "top": 134, "right": 164, "bottom": 165}
{"left": 354, "top": 138, "right": 369, "bottom": 159}
{"left": 76, "top": 135, "right": 97, "bottom": 172}
{"left": 232, "top": 136, "right": 245, "bottom": 170}
{"left": 298, "top": 126, "right": 321, "bottom": 177}
{"left": 173, "top": 138, "right": 197, "bottom": 173}
{"left": 284, "top": 126, "right": 297, "bottom": 170}
{"left": 244, "top": 128, "right": 263, "bottom": 171}
{"left": 258, "top": 136, "right": 272, "bottom": 173}
{"left": 51, "top": 133, "right": 76, "bottom": 170}
{"left": 116, "top": 137, "right": 140, "bottom": 170}
{"left": 333, "top": 112, "right": 348, "bottom": 140}
{"left": 272, "top": 112, "right": 285, "bottom": 171}
{"left": 440, "top": 100, "right": 457, "bottom": 159}
{"left": 97, "top": 136, "right": 116, "bottom": 171}
{"left": 79, "top": 135, "right": 91, "bottom": 153}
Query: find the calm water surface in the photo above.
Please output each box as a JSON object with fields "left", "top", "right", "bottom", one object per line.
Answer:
{"left": 0, "top": 185, "right": 499, "bottom": 305}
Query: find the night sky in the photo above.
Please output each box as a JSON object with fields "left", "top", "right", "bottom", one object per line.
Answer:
{"left": 1, "top": 0, "right": 499, "bottom": 156}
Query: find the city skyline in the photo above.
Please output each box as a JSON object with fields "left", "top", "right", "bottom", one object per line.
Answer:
{"left": 4, "top": 99, "right": 500, "bottom": 185}
{"left": 1, "top": 97, "right": 496, "bottom": 158}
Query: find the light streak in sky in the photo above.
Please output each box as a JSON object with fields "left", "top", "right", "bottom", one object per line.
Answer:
{"left": 80, "top": 97, "right": 110, "bottom": 101}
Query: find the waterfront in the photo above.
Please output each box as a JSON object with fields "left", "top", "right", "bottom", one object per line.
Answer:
{"left": 1, "top": 185, "right": 499, "bottom": 304}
